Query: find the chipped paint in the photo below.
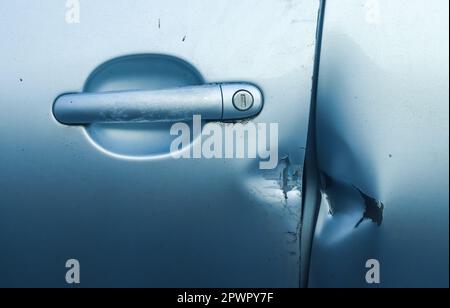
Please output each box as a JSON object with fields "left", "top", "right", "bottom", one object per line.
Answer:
{"left": 319, "top": 172, "right": 384, "bottom": 228}
{"left": 354, "top": 187, "right": 384, "bottom": 228}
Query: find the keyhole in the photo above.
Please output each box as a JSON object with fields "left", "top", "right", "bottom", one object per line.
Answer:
{"left": 233, "top": 90, "right": 254, "bottom": 111}
{"left": 240, "top": 94, "right": 247, "bottom": 108}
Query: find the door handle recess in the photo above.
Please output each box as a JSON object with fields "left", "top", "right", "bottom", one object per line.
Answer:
{"left": 53, "top": 83, "right": 263, "bottom": 125}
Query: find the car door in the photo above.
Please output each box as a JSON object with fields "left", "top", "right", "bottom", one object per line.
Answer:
{"left": 309, "top": 0, "right": 449, "bottom": 288}
{"left": 0, "top": 0, "right": 322, "bottom": 287}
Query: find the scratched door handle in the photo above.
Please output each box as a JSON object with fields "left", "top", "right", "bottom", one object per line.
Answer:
{"left": 53, "top": 83, "right": 263, "bottom": 125}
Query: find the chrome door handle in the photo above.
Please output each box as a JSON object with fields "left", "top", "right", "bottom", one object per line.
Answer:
{"left": 53, "top": 83, "right": 263, "bottom": 125}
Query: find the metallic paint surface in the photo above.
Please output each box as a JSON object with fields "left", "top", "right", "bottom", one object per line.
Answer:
{"left": 0, "top": 0, "right": 321, "bottom": 287}
{"left": 309, "top": 0, "right": 449, "bottom": 287}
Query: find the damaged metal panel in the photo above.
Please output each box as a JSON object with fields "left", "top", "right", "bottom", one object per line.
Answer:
{"left": 0, "top": 0, "right": 322, "bottom": 287}
{"left": 320, "top": 173, "right": 384, "bottom": 229}
{"left": 309, "top": 0, "right": 449, "bottom": 287}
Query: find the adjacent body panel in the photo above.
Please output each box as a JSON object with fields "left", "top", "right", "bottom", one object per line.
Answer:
{"left": 310, "top": 0, "right": 449, "bottom": 287}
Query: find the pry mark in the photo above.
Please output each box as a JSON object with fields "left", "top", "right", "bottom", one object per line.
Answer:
{"left": 280, "top": 156, "right": 300, "bottom": 200}
{"left": 261, "top": 155, "right": 301, "bottom": 202}
{"left": 354, "top": 187, "right": 384, "bottom": 228}
{"left": 320, "top": 172, "right": 334, "bottom": 215}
